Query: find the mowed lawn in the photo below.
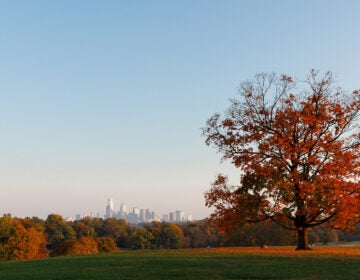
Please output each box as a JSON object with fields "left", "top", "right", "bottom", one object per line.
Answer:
{"left": 0, "top": 247, "right": 360, "bottom": 280}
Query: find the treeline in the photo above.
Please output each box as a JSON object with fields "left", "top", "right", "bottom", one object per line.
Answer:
{"left": 0, "top": 214, "right": 359, "bottom": 261}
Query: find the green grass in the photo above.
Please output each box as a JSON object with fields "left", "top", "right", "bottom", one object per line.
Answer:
{"left": 0, "top": 248, "right": 359, "bottom": 280}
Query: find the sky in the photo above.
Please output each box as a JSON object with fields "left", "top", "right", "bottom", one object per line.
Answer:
{"left": 0, "top": 0, "right": 360, "bottom": 220}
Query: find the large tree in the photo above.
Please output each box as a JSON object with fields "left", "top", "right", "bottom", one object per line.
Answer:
{"left": 203, "top": 70, "right": 360, "bottom": 250}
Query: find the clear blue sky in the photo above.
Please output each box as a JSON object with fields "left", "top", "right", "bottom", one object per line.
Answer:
{"left": 0, "top": 0, "right": 359, "bottom": 219}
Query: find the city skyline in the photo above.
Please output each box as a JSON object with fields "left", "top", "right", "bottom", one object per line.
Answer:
{"left": 70, "top": 198, "right": 192, "bottom": 224}
{"left": 1, "top": 1, "right": 360, "bottom": 220}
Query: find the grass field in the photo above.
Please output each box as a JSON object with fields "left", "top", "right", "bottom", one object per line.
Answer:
{"left": 0, "top": 247, "right": 360, "bottom": 279}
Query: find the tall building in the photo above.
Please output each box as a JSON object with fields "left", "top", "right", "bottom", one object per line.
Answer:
{"left": 175, "top": 210, "right": 184, "bottom": 222}
{"left": 119, "top": 202, "right": 127, "bottom": 219}
{"left": 162, "top": 214, "right": 169, "bottom": 222}
{"left": 145, "top": 209, "right": 151, "bottom": 221}
{"left": 169, "top": 212, "right": 175, "bottom": 222}
{"left": 133, "top": 207, "right": 140, "bottom": 217}
{"left": 139, "top": 209, "right": 145, "bottom": 222}
{"left": 126, "top": 207, "right": 140, "bottom": 223}
{"left": 105, "top": 198, "right": 114, "bottom": 219}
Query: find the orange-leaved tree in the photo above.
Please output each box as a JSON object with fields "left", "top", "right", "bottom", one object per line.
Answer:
{"left": 203, "top": 70, "right": 360, "bottom": 250}
{"left": 7, "top": 218, "right": 47, "bottom": 260}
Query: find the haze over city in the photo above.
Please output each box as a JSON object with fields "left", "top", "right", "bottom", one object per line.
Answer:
{"left": 1, "top": 1, "right": 360, "bottom": 220}
{"left": 71, "top": 198, "right": 192, "bottom": 224}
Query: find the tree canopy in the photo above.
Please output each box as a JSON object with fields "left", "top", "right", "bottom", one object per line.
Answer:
{"left": 203, "top": 70, "right": 360, "bottom": 250}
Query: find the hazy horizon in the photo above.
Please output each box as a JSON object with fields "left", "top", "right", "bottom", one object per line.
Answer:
{"left": 1, "top": 1, "right": 360, "bottom": 220}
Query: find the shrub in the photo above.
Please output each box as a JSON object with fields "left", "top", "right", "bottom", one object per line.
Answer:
{"left": 96, "top": 237, "right": 119, "bottom": 253}
{"left": 51, "top": 237, "right": 99, "bottom": 256}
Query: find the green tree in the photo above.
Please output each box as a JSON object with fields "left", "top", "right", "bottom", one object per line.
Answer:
{"left": 45, "top": 214, "right": 76, "bottom": 250}
{"left": 144, "top": 221, "right": 162, "bottom": 248}
{"left": 0, "top": 215, "right": 14, "bottom": 261}
{"left": 160, "top": 223, "right": 184, "bottom": 249}
{"left": 0, "top": 215, "right": 14, "bottom": 244}
{"left": 127, "top": 227, "right": 154, "bottom": 249}
{"left": 101, "top": 218, "right": 130, "bottom": 248}
{"left": 72, "top": 220, "right": 96, "bottom": 238}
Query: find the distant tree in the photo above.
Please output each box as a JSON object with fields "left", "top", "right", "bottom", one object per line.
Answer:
{"left": 101, "top": 218, "right": 130, "bottom": 248}
{"left": 80, "top": 217, "right": 104, "bottom": 237}
{"left": 0, "top": 215, "right": 15, "bottom": 260}
{"left": 20, "top": 217, "right": 48, "bottom": 258}
{"left": 68, "top": 237, "right": 99, "bottom": 255}
{"left": 160, "top": 223, "right": 184, "bottom": 249}
{"left": 0, "top": 244, "right": 10, "bottom": 261}
{"left": 308, "top": 226, "right": 339, "bottom": 245}
{"left": 6, "top": 219, "right": 47, "bottom": 260}
{"left": 144, "top": 221, "right": 162, "bottom": 248}
{"left": 203, "top": 71, "right": 360, "bottom": 250}
{"left": 143, "top": 222, "right": 184, "bottom": 249}
{"left": 337, "top": 224, "right": 360, "bottom": 242}
{"left": 182, "top": 220, "right": 221, "bottom": 248}
{"left": 30, "top": 216, "right": 45, "bottom": 227}
{"left": 0, "top": 215, "right": 14, "bottom": 244}
{"left": 51, "top": 237, "right": 98, "bottom": 256}
{"left": 126, "top": 227, "right": 154, "bottom": 249}
{"left": 72, "top": 221, "right": 89, "bottom": 238}
{"left": 0, "top": 216, "right": 47, "bottom": 261}
{"left": 96, "top": 237, "right": 119, "bottom": 253}
{"left": 45, "top": 214, "right": 76, "bottom": 250}
{"left": 72, "top": 220, "right": 96, "bottom": 238}
{"left": 221, "top": 221, "right": 296, "bottom": 247}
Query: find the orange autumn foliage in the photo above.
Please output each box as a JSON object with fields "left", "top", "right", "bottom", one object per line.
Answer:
{"left": 96, "top": 237, "right": 119, "bottom": 253}
{"left": 203, "top": 70, "right": 360, "bottom": 250}
{"left": 7, "top": 220, "right": 47, "bottom": 260}
{"left": 51, "top": 237, "right": 99, "bottom": 256}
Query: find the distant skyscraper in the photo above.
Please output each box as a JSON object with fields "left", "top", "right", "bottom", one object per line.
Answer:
{"left": 140, "top": 209, "right": 145, "bottom": 222}
{"left": 169, "top": 212, "right": 175, "bottom": 222}
{"left": 175, "top": 210, "right": 184, "bottom": 222}
{"left": 133, "top": 207, "right": 140, "bottom": 217}
{"left": 145, "top": 209, "right": 151, "bottom": 221}
{"left": 119, "top": 202, "right": 127, "bottom": 219}
{"left": 105, "top": 198, "right": 114, "bottom": 219}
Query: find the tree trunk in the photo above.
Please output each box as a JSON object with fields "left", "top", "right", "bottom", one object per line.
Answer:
{"left": 296, "top": 227, "right": 311, "bottom": 250}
